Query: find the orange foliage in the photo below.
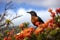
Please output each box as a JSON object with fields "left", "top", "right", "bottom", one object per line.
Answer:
{"left": 35, "top": 21, "right": 40, "bottom": 27}
{"left": 34, "top": 27, "right": 43, "bottom": 35}
{"left": 48, "top": 8, "right": 52, "bottom": 12}
{"left": 3, "top": 36, "right": 12, "bottom": 40}
{"left": 15, "top": 27, "right": 35, "bottom": 39}
{"left": 23, "top": 27, "right": 34, "bottom": 37}
{"left": 50, "top": 12, "right": 55, "bottom": 17}
{"left": 19, "top": 23, "right": 24, "bottom": 28}
{"left": 56, "top": 8, "right": 60, "bottom": 13}
{"left": 7, "top": 36, "right": 12, "bottom": 40}
{"left": 3, "top": 37, "right": 7, "bottom": 40}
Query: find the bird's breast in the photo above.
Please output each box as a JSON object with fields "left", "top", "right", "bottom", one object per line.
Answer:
{"left": 31, "top": 16, "right": 38, "bottom": 24}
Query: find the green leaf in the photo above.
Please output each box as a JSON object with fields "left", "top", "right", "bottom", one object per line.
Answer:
{"left": 0, "top": 37, "right": 3, "bottom": 40}
{"left": 0, "top": 33, "right": 3, "bottom": 37}
{"left": 23, "top": 22, "right": 29, "bottom": 28}
{"left": 24, "top": 37, "right": 29, "bottom": 40}
{"left": 28, "top": 34, "right": 37, "bottom": 40}
{"left": 49, "top": 29, "right": 57, "bottom": 36}
{"left": 12, "top": 36, "right": 16, "bottom": 40}
{"left": 58, "top": 19, "right": 60, "bottom": 22}
{"left": 37, "top": 33, "right": 47, "bottom": 40}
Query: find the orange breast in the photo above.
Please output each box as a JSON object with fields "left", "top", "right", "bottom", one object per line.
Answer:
{"left": 31, "top": 16, "right": 38, "bottom": 24}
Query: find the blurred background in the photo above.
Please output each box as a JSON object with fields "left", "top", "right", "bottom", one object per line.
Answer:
{"left": 0, "top": 0, "right": 60, "bottom": 26}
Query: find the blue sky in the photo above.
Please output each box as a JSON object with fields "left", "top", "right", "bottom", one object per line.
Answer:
{"left": 0, "top": 1, "right": 47, "bottom": 13}
{"left": 0, "top": 0, "right": 60, "bottom": 26}
{"left": 0, "top": 0, "right": 60, "bottom": 13}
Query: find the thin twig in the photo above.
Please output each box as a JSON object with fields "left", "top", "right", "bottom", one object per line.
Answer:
{"left": 11, "top": 15, "right": 22, "bottom": 21}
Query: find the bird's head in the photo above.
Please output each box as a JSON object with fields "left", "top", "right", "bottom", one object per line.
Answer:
{"left": 27, "top": 11, "right": 37, "bottom": 16}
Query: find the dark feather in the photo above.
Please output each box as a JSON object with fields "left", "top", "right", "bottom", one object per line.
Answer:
{"left": 38, "top": 16, "right": 44, "bottom": 23}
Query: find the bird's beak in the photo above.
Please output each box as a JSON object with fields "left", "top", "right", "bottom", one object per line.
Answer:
{"left": 27, "top": 12, "right": 30, "bottom": 13}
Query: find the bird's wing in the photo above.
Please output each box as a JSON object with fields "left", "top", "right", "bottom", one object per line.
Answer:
{"left": 38, "top": 16, "right": 44, "bottom": 23}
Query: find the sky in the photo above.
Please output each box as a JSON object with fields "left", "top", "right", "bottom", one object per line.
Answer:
{"left": 0, "top": 0, "right": 60, "bottom": 26}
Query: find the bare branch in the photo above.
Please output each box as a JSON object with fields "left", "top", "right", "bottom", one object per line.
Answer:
{"left": 0, "top": 14, "right": 1, "bottom": 17}
{"left": 0, "top": 13, "right": 6, "bottom": 22}
{"left": 0, "top": 1, "right": 23, "bottom": 28}
{"left": 11, "top": 15, "right": 23, "bottom": 21}
{"left": 0, "top": 23, "right": 6, "bottom": 27}
{"left": 0, "top": 1, "right": 13, "bottom": 22}
{"left": 5, "top": 1, "right": 13, "bottom": 10}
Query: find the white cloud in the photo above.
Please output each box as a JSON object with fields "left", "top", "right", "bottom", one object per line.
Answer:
{"left": 3, "top": 0, "right": 60, "bottom": 8}
{"left": 5, "top": 8, "right": 51, "bottom": 26}
{"left": 5, "top": 9, "right": 16, "bottom": 19}
{"left": 17, "top": 8, "right": 26, "bottom": 16}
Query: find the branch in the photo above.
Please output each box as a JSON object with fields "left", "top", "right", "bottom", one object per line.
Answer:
{"left": 5, "top": 1, "right": 13, "bottom": 10}
{"left": 0, "top": 23, "right": 6, "bottom": 27}
{"left": 0, "top": 13, "right": 6, "bottom": 22}
{"left": 0, "top": 1, "right": 13, "bottom": 22}
{"left": 0, "top": 14, "right": 1, "bottom": 17}
{"left": 11, "top": 15, "right": 23, "bottom": 21}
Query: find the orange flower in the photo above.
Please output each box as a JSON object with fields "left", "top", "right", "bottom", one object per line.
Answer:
{"left": 15, "top": 31, "right": 24, "bottom": 39}
{"left": 7, "top": 36, "right": 12, "bottom": 40}
{"left": 50, "top": 12, "right": 55, "bottom": 17}
{"left": 10, "top": 31, "right": 14, "bottom": 35}
{"left": 3, "top": 37, "right": 7, "bottom": 40}
{"left": 35, "top": 21, "right": 40, "bottom": 27}
{"left": 45, "top": 19, "right": 54, "bottom": 27}
{"left": 23, "top": 32, "right": 31, "bottom": 37}
{"left": 28, "top": 27, "right": 35, "bottom": 32}
{"left": 19, "top": 23, "right": 24, "bottom": 28}
{"left": 23, "top": 28, "right": 31, "bottom": 37}
{"left": 48, "top": 8, "right": 52, "bottom": 12}
{"left": 19, "top": 33, "right": 24, "bottom": 39}
{"left": 56, "top": 8, "right": 60, "bottom": 13}
{"left": 23, "top": 27, "right": 34, "bottom": 33}
{"left": 21, "top": 27, "right": 34, "bottom": 37}
{"left": 15, "top": 28, "right": 30, "bottom": 38}
{"left": 44, "top": 21, "right": 49, "bottom": 27}
{"left": 15, "top": 35, "right": 20, "bottom": 40}
{"left": 23, "top": 28, "right": 29, "bottom": 33}
{"left": 15, "top": 27, "right": 34, "bottom": 39}
{"left": 7, "top": 32, "right": 10, "bottom": 35}
{"left": 34, "top": 27, "right": 43, "bottom": 35}
{"left": 41, "top": 24, "right": 47, "bottom": 29}
{"left": 49, "top": 19, "right": 54, "bottom": 23}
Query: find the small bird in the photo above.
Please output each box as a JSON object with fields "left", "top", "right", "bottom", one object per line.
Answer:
{"left": 27, "top": 11, "right": 44, "bottom": 26}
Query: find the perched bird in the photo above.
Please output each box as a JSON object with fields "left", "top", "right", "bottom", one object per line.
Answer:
{"left": 27, "top": 11, "right": 44, "bottom": 26}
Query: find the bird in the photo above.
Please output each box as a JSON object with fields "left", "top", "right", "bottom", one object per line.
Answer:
{"left": 27, "top": 11, "right": 44, "bottom": 26}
